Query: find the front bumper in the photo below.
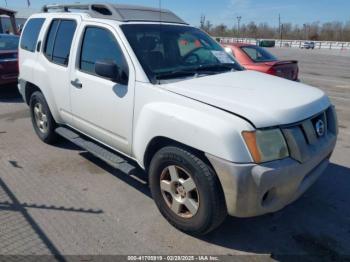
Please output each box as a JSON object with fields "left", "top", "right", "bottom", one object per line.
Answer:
{"left": 207, "top": 131, "right": 336, "bottom": 218}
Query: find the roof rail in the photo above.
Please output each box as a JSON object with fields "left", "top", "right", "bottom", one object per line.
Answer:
{"left": 41, "top": 3, "right": 188, "bottom": 25}
{"left": 42, "top": 3, "right": 94, "bottom": 12}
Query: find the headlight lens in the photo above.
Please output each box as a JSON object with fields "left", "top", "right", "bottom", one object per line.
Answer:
{"left": 224, "top": 47, "right": 234, "bottom": 57}
{"left": 242, "top": 129, "right": 289, "bottom": 163}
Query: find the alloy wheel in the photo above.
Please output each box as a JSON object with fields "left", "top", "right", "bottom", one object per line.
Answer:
{"left": 33, "top": 102, "right": 48, "bottom": 133}
{"left": 160, "top": 165, "right": 199, "bottom": 218}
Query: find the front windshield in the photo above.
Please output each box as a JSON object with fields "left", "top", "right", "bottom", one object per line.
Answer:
{"left": 121, "top": 24, "right": 244, "bottom": 83}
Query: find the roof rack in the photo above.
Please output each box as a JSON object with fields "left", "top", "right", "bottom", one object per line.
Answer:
{"left": 42, "top": 4, "right": 90, "bottom": 12}
{"left": 41, "top": 3, "right": 188, "bottom": 25}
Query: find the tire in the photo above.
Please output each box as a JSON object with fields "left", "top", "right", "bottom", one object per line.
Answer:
{"left": 29, "top": 91, "right": 58, "bottom": 144}
{"left": 149, "top": 146, "right": 227, "bottom": 235}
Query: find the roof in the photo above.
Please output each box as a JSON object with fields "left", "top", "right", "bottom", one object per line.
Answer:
{"left": 0, "top": 7, "right": 17, "bottom": 15}
{"left": 41, "top": 3, "right": 188, "bottom": 24}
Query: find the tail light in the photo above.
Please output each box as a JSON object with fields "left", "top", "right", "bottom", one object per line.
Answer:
{"left": 266, "top": 67, "right": 276, "bottom": 75}
{"left": 293, "top": 67, "right": 299, "bottom": 80}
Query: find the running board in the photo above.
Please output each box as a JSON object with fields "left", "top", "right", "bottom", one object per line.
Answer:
{"left": 55, "top": 127, "right": 136, "bottom": 175}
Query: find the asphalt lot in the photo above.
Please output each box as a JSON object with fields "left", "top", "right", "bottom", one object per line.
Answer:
{"left": 0, "top": 48, "right": 349, "bottom": 259}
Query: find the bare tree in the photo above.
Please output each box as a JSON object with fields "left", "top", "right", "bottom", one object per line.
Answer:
{"left": 202, "top": 18, "right": 350, "bottom": 41}
{"left": 203, "top": 20, "right": 213, "bottom": 33}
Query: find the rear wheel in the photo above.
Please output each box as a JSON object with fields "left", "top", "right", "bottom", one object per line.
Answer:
{"left": 29, "top": 91, "right": 58, "bottom": 144}
{"left": 149, "top": 146, "right": 227, "bottom": 235}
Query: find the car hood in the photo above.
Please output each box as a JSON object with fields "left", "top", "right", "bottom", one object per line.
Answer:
{"left": 161, "top": 70, "right": 330, "bottom": 128}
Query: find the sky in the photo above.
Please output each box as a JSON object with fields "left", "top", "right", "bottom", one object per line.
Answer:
{"left": 3, "top": 0, "right": 350, "bottom": 27}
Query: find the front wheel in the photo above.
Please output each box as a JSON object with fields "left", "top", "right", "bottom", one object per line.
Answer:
{"left": 29, "top": 91, "right": 58, "bottom": 144}
{"left": 149, "top": 146, "right": 227, "bottom": 235}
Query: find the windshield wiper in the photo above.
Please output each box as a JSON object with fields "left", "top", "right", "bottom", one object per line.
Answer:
{"left": 193, "top": 63, "right": 237, "bottom": 72}
{"left": 153, "top": 70, "right": 197, "bottom": 83}
{"left": 152, "top": 63, "right": 238, "bottom": 84}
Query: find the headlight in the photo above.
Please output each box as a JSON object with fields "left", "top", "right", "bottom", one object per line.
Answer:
{"left": 224, "top": 47, "right": 234, "bottom": 57}
{"left": 242, "top": 129, "right": 289, "bottom": 163}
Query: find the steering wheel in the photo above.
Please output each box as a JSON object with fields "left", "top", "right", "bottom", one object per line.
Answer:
{"left": 182, "top": 47, "right": 204, "bottom": 65}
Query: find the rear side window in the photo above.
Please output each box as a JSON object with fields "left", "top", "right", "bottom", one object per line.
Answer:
{"left": 241, "top": 46, "right": 277, "bottom": 62}
{"left": 79, "top": 27, "right": 125, "bottom": 75}
{"left": 44, "top": 19, "right": 77, "bottom": 66}
{"left": 20, "top": 18, "right": 45, "bottom": 52}
{"left": 44, "top": 20, "right": 59, "bottom": 59}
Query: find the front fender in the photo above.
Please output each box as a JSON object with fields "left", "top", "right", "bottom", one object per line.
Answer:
{"left": 133, "top": 102, "right": 254, "bottom": 167}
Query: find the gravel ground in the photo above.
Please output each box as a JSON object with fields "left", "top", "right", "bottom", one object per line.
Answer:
{"left": 0, "top": 48, "right": 349, "bottom": 260}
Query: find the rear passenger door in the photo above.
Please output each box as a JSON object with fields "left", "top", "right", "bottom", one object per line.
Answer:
{"left": 19, "top": 17, "right": 45, "bottom": 86}
{"left": 35, "top": 17, "right": 79, "bottom": 125}
{"left": 69, "top": 23, "right": 135, "bottom": 155}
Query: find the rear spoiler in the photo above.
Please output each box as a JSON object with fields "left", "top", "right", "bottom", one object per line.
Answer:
{"left": 274, "top": 60, "right": 298, "bottom": 65}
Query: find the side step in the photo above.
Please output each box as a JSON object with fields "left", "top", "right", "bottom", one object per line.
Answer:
{"left": 55, "top": 127, "right": 137, "bottom": 175}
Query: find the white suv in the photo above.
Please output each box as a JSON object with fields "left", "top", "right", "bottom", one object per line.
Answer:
{"left": 18, "top": 3, "right": 338, "bottom": 235}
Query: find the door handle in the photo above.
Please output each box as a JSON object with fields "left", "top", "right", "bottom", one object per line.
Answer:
{"left": 71, "top": 79, "right": 82, "bottom": 89}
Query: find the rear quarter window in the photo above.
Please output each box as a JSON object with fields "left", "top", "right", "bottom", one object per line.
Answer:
{"left": 20, "top": 18, "right": 45, "bottom": 52}
{"left": 241, "top": 46, "right": 277, "bottom": 62}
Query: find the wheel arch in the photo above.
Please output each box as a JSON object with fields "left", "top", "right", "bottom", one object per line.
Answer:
{"left": 143, "top": 136, "right": 213, "bottom": 172}
{"left": 24, "top": 81, "right": 41, "bottom": 105}
{"left": 133, "top": 101, "right": 254, "bottom": 168}
{"left": 23, "top": 81, "right": 62, "bottom": 124}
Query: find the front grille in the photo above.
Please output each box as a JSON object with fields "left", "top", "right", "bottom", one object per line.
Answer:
{"left": 281, "top": 106, "right": 337, "bottom": 163}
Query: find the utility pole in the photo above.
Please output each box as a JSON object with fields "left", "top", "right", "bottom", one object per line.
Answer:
{"left": 280, "top": 24, "right": 284, "bottom": 47}
{"left": 237, "top": 16, "right": 242, "bottom": 39}
{"left": 278, "top": 14, "right": 281, "bottom": 33}
{"left": 200, "top": 15, "right": 206, "bottom": 29}
{"left": 279, "top": 14, "right": 282, "bottom": 47}
{"left": 4, "top": 0, "right": 7, "bottom": 6}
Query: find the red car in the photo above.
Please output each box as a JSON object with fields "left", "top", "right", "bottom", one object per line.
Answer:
{"left": 0, "top": 34, "right": 19, "bottom": 86}
{"left": 224, "top": 43, "right": 299, "bottom": 81}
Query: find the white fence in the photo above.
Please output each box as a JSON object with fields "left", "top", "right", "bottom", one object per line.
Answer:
{"left": 219, "top": 37, "right": 350, "bottom": 50}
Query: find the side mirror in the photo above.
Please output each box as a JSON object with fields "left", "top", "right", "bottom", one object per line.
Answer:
{"left": 95, "top": 60, "right": 128, "bottom": 85}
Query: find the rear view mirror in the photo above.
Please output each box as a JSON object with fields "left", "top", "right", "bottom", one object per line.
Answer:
{"left": 95, "top": 60, "right": 128, "bottom": 85}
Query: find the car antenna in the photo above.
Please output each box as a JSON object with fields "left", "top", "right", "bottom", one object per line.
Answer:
{"left": 157, "top": 0, "right": 162, "bottom": 84}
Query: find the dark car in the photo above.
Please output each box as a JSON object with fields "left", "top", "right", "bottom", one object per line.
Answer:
{"left": 224, "top": 43, "right": 299, "bottom": 81}
{"left": 0, "top": 34, "right": 19, "bottom": 86}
